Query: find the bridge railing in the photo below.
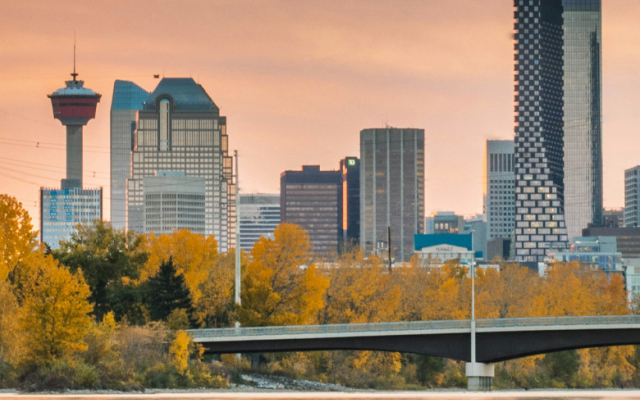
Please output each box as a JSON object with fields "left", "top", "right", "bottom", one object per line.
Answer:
{"left": 188, "top": 319, "right": 470, "bottom": 338}
{"left": 477, "top": 314, "right": 640, "bottom": 328}
{"left": 188, "top": 314, "right": 640, "bottom": 339}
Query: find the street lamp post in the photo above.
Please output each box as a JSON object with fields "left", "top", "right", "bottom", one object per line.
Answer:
{"left": 234, "top": 150, "right": 241, "bottom": 319}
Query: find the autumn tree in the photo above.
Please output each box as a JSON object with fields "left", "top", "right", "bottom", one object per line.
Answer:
{"left": 322, "top": 249, "right": 400, "bottom": 324}
{"left": 146, "top": 258, "right": 194, "bottom": 324}
{"left": 0, "top": 280, "right": 20, "bottom": 364}
{"left": 0, "top": 194, "right": 37, "bottom": 280}
{"left": 19, "top": 252, "right": 93, "bottom": 366}
{"left": 53, "top": 220, "right": 147, "bottom": 319}
{"left": 195, "top": 248, "right": 240, "bottom": 328}
{"left": 238, "top": 223, "right": 329, "bottom": 326}
{"left": 142, "top": 229, "right": 219, "bottom": 302}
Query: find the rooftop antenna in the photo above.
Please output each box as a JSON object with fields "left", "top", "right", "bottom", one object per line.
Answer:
{"left": 71, "top": 31, "right": 78, "bottom": 82}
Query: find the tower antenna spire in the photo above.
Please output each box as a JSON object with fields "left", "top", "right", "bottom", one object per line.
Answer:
{"left": 71, "top": 32, "right": 78, "bottom": 81}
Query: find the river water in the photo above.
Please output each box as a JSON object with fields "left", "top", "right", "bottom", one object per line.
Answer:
{"left": 4, "top": 391, "right": 640, "bottom": 400}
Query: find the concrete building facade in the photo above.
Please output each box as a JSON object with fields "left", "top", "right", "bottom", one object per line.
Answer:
{"left": 484, "top": 140, "right": 515, "bottom": 241}
{"left": 360, "top": 128, "right": 425, "bottom": 262}
{"left": 280, "top": 166, "right": 342, "bottom": 257}
{"left": 143, "top": 171, "right": 205, "bottom": 235}
{"left": 238, "top": 194, "right": 280, "bottom": 251}
{"left": 625, "top": 166, "right": 640, "bottom": 227}
{"left": 513, "top": 0, "right": 569, "bottom": 263}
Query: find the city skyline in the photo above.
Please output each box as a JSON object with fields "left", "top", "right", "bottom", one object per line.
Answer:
{"left": 2, "top": 1, "right": 640, "bottom": 229}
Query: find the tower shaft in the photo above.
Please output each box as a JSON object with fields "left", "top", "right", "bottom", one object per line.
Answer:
{"left": 64, "top": 125, "right": 83, "bottom": 188}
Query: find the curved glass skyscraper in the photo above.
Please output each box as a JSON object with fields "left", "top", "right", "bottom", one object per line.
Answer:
{"left": 562, "top": 0, "right": 603, "bottom": 241}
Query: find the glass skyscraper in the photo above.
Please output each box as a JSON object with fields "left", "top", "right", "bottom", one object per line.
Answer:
{"left": 126, "top": 78, "right": 235, "bottom": 252}
{"left": 562, "top": 0, "right": 603, "bottom": 241}
{"left": 110, "top": 80, "right": 149, "bottom": 230}
{"left": 513, "top": 0, "right": 568, "bottom": 263}
{"left": 360, "top": 128, "right": 424, "bottom": 263}
{"left": 41, "top": 188, "right": 102, "bottom": 249}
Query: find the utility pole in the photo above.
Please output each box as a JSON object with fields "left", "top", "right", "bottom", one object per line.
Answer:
{"left": 387, "top": 226, "right": 392, "bottom": 273}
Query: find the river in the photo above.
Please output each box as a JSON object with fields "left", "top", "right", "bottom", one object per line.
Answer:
{"left": 3, "top": 391, "right": 640, "bottom": 400}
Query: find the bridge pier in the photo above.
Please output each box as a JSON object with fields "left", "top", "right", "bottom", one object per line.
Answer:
{"left": 465, "top": 362, "right": 494, "bottom": 391}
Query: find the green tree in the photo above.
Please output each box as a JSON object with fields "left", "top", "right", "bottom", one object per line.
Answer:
{"left": 146, "top": 258, "right": 194, "bottom": 324}
{"left": 53, "top": 220, "right": 147, "bottom": 319}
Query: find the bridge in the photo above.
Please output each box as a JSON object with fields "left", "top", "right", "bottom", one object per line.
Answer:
{"left": 188, "top": 315, "right": 640, "bottom": 390}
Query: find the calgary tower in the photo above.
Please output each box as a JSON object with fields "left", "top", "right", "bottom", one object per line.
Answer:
{"left": 40, "top": 47, "right": 103, "bottom": 249}
{"left": 48, "top": 49, "right": 101, "bottom": 188}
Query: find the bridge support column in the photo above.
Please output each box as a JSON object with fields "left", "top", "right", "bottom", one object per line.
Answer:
{"left": 465, "top": 362, "right": 494, "bottom": 391}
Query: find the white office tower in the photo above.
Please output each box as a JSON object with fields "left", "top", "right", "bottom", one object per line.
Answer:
{"left": 143, "top": 171, "right": 206, "bottom": 235}
{"left": 625, "top": 166, "right": 640, "bottom": 227}
{"left": 126, "top": 78, "right": 235, "bottom": 251}
{"left": 484, "top": 140, "right": 515, "bottom": 241}
{"left": 238, "top": 194, "right": 280, "bottom": 251}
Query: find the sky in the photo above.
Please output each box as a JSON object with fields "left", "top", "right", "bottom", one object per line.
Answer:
{"left": 1, "top": 0, "right": 640, "bottom": 228}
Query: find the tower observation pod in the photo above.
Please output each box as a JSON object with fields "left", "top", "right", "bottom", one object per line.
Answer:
{"left": 48, "top": 68, "right": 101, "bottom": 189}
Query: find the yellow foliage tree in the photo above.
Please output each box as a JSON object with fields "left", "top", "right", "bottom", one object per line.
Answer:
{"left": 170, "top": 330, "right": 191, "bottom": 376}
{"left": 142, "top": 229, "right": 219, "bottom": 302}
{"left": 323, "top": 249, "right": 400, "bottom": 324}
{"left": 0, "top": 280, "right": 20, "bottom": 364}
{"left": 19, "top": 252, "right": 93, "bottom": 365}
{"left": 0, "top": 194, "right": 37, "bottom": 280}
{"left": 238, "top": 223, "right": 329, "bottom": 326}
{"left": 194, "top": 248, "right": 239, "bottom": 328}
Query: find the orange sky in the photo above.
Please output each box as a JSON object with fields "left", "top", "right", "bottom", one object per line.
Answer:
{"left": 1, "top": 0, "right": 640, "bottom": 228}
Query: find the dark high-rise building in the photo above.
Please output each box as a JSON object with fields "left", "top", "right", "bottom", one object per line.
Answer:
{"left": 110, "top": 80, "right": 149, "bottom": 230}
{"left": 340, "top": 157, "right": 360, "bottom": 247}
{"left": 563, "top": 0, "right": 603, "bottom": 240}
{"left": 513, "top": 0, "right": 568, "bottom": 263}
{"left": 360, "top": 128, "right": 425, "bottom": 262}
{"left": 280, "top": 165, "right": 342, "bottom": 257}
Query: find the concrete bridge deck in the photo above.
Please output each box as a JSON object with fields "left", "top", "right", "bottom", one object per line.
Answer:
{"left": 188, "top": 315, "right": 640, "bottom": 363}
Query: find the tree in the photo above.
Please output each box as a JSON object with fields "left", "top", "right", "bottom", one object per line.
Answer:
{"left": 142, "top": 229, "right": 219, "bottom": 302}
{"left": 146, "top": 258, "right": 194, "bottom": 323}
{"left": 53, "top": 220, "right": 147, "bottom": 319}
{"left": 0, "top": 194, "right": 37, "bottom": 280}
{"left": 194, "top": 249, "right": 239, "bottom": 328}
{"left": 238, "top": 223, "right": 329, "bottom": 327}
{"left": 169, "top": 331, "right": 191, "bottom": 376}
{"left": 322, "top": 249, "right": 400, "bottom": 324}
{"left": 0, "top": 280, "right": 20, "bottom": 364}
{"left": 19, "top": 252, "right": 93, "bottom": 366}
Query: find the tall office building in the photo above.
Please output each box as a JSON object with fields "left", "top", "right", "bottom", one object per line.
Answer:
{"left": 143, "top": 171, "right": 206, "bottom": 235}
{"left": 126, "top": 78, "right": 235, "bottom": 252}
{"left": 110, "top": 80, "right": 149, "bottom": 230}
{"left": 340, "top": 157, "right": 360, "bottom": 246}
{"left": 563, "top": 0, "right": 603, "bottom": 240}
{"left": 41, "top": 66, "right": 103, "bottom": 249}
{"left": 280, "top": 166, "right": 342, "bottom": 257}
{"left": 360, "top": 128, "right": 425, "bottom": 262}
{"left": 625, "top": 166, "right": 640, "bottom": 227}
{"left": 484, "top": 140, "right": 515, "bottom": 241}
{"left": 513, "top": 0, "right": 568, "bottom": 263}
{"left": 238, "top": 194, "right": 280, "bottom": 251}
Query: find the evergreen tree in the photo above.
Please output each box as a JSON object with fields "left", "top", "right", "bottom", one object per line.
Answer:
{"left": 146, "top": 258, "right": 194, "bottom": 323}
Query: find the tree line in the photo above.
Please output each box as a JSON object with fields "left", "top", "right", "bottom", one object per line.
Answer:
{"left": 0, "top": 193, "right": 639, "bottom": 390}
